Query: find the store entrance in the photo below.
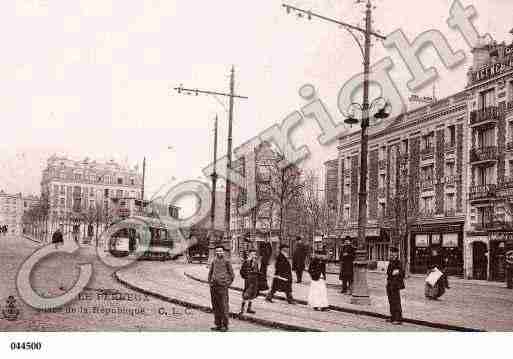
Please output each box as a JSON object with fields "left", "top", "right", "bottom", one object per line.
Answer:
{"left": 490, "top": 241, "right": 506, "bottom": 282}
{"left": 472, "top": 241, "right": 488, "bottom": 280}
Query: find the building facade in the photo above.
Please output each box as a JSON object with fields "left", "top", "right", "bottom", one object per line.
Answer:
{"left": 327, "top": 35, "right": 513, "bottom": 281}
{"left": 40, "top": 155, "right": 143, "bottom": 239}
{"left": 0, "top": 191, "right": 40, "bottom": 235}
{"left": 465, "top": 40, "right": 513, "bottom": 282}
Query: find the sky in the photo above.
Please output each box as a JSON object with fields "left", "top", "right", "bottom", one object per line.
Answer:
{"left": 0, "top": 0, "right": 511, "bottom": 212}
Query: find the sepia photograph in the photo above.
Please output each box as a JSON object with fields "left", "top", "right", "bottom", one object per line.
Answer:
{"left": 0, "top": 0, "right": 512, "bottom": 356}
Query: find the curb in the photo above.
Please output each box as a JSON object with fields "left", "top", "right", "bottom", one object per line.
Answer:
{"left": 23, "top": 235, "right": 42, "bottom": 244}
{"left": 113, "top": 271, "right": 320, "bottom": 332}
{"left": 184, "top": 272, "right": 483, "bottom": 332}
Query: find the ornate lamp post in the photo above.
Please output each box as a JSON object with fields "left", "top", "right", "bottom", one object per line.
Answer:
{"left": 344, "top": 97, "right": 390, "bottom": 304}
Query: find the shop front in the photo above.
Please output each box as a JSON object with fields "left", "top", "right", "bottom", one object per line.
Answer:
{"left": 336, "top": 226, "right": 384, "bottom": 263}
{"left": 410, "top": 223, "right": 464, "bottom": 276}
{"left": 488, "top": 231, "right": 513, "bottom": 282}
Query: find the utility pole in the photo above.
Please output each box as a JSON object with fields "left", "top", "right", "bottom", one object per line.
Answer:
{"left": 209, "top": 116, "right": 219, "bottom": 260}
{"left": 141, "top": 157, "right": 146, "bottom": 212}
{"left": 283, "top": 1, "right": 387, "bottom": 305}
{"left": 174, "top": 67, "right": 248, "bottom": 253}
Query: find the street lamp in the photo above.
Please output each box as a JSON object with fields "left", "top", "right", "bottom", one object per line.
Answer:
{"left": 282, "top": 0, "right": 387, "bottom": 305}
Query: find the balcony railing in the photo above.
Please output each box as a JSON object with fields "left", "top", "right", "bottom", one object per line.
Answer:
{"left": 420, "top": 147, "right": 434, "bottom": 159}
{"left": 378, "top": 159, "right": 387, "bottom": 170}
{"left": 496, "top": 177, "right": 513, "bottom": 199}
{"left": 470, "top": 106, "right": 499, "bottom": 127}
{"left": 469, "top": 146, "right": 498, "bottom": 163}
{"left": 444, "top": 143, "right": 456, "bottom": 153}
{"left": 419, "top": 209, "right": 436, "bottom": 218}
{"left": 507, "top": 142, "right": 513, "bottom": 152}
{"left": 469, "top": 184, "right": 496, "bottom": 201}
{"left": 444, "top": 175, "right": 458, "bottom": 186}
{"left": 420, "top": 179, "right": 434, "bottom": 190}
{"left": 377, "top": 187, "right": 386, "bottom": 198}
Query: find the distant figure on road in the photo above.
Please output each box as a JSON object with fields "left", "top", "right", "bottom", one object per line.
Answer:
{"left": 386, "top": 247, "right": 405, "bottom": 325}
{"left": 425, "top": 248, "right": 450, "bottom": 300}
{"left": 339, "top": 238, "right": 355, "bottom": 294}
{"left": 208, "top": 245, "right": 234, "bottom": 332}
{"left": 292, "top": 236, "right": 308, "bottom": 283}
{"left": 52, "top": 224, "right": 64, "bottom": 249}
{"left": 265, "top": 244, "right": 295, "bottom": 304}
{"left": 239, "top": 248, "right": 260, "bottom": 315}
{"left": 259, "top": 237, "right": 273, "bottom": 291}
{"left": 308, "top": 250, "right": 329, "bottom": 311}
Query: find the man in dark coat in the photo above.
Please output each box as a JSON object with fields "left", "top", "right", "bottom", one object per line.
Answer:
{"left": 292, "top": 236, "right": 308, "bottom": 283}
{"left": 339, "top": 238, "right": 355, "bottom": 294}
{"left": 52, "top": 224, "right": 64, "bottom": 249}
{"left": 208, "top": 245, "right": 234, "bottom": 332}
{"left": 265, "top": 244, "right": 295, "bottom": 304}
{"left": 386, "top": 247, "right": 405, "bottom": 325}
{"left": 259, "top": 237, "right": 273, "bottom": 290}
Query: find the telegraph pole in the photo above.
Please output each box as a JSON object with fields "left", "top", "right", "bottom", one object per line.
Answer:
{"left": 211, "top": 116, "right": 219, "bottom": 231}
{"left": 141, "top": 157, "right": 146, "bottom": 205}
{"left": 174, "top": 67, "right": 248, "bottom": 252}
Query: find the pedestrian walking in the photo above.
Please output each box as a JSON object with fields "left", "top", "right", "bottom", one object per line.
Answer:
{"left": 208, "top": 245, "right": 234, "bottom": 332}
{"left": 307, "top": 250, "right": 329, "bottom": 311}
{"left": 265, "top": 244, "right": 295, "bottom": 304}
{"left": 239, "top": 248, "right": 260, "bottom": 315}
{"left": 339, "top": 237, "right": 355, "bottom": 294}
{"left": 292, "top": 236, "right": 308, "bottom": 283}
{"left": 52, "top": 224, "right": 64, "bottom": 249}
{"left": 425, "top": 248, "right": 450, "bottom": 300}
{"left": 258, "top": 237, "right": 273, "bottom": 291}
{"left": 386, "top": 247, "right": 405, "bottom": 325}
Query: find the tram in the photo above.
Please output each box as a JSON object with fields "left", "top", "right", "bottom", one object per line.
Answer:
{"left": 108, "top": 216, "right": 177, "bottom": 261}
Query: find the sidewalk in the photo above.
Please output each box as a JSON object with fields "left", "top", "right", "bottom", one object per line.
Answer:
{"left": 185, "top": 265, "right": 513, "bottom": 331}
{"left": 115, "top": 262, "right": 440, "bottom": 331}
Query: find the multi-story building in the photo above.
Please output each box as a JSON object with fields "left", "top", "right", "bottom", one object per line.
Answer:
{"left": 230, "top": 142, "right": 311, "bottom": 253}
{"left": 0, "top": 191, "right": 39, "bottom": 235}
{"left": 40, "top": 155, "right": 143, "bottom": 238}
{"left": 326, "top": 35, "right": 513, "bottom": 282}
{"left": 465, "top": 40, "right": 513, "bottom": 282}
{"left": 330, "top": 91, "right": 468, "bottom": 275}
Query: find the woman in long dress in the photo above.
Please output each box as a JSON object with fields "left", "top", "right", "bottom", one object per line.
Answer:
{"left": 239, "top": 249, "right": 260, "bottom": 315}
{"left": 307, "top": 250, "right": 329, "bottom": 311}
{"left": 425, "top": 249, "right": 449, "bottom": 300}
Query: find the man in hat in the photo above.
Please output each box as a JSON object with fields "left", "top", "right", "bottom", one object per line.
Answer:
{"left": 386, "top": 246, "right": 405, "bottom": 325}
{"left": 339, "top": 237, "right": 355, "bottom": 294}
{"left": 208, "top": 245, "right": 234, "bottom": 332}
{"left": 266, "top": 244, "right": 295, "bottom": 304}
{"left": 292, "top": 236, "right": 309, "bottom": 283}
{"left": 52, "top": 224, "right": 64, "bottom": 249}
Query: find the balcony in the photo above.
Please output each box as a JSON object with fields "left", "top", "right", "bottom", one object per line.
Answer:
{"left": 469, "top": 184, "right": 496, "bottom": 202}
{"left": 420, "top": 179, "right": 435, "bottom": 191}
{"left": 470, "top": 106, "right": 499, "bottom": 127}
{"left": 444, "top": 175, "right": 458, "bottom": 186}
{"left": 378, "top": 187, "right": 386, "bottom": 198}
{"left": 469, "top": 146, "right": 498, "bottom": 164}
{"left": 420, "top": 147, "right": 434, "bottom": 160}
{"left": 496, "top": 178, "right": 513, "bottom": 199}
{"left": 419, "top": 209, "right": 436, "bottom": 218}
{"left": 506, "top": 142, "right": 513, "bottom": 152}
{"left": 378, "top": 159, "right": 387, "bottom": 171}
{"left": 444, "top": 143, "right": 456, "bottom": 154}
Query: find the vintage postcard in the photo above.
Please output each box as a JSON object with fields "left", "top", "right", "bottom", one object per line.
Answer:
{"left": 0, "top": 1, "right": 512, "bottom": 354}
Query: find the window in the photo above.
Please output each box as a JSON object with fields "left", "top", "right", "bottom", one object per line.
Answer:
{"left": 446, "top": 162, "right": 455, "bottom": 177}
{"left": 423, "top": 132, "right": 434, "bottom": 149}
{"left": 60, "top": 198, "right": 65, "bottom": 207}
{"left": 445, "top": 193, "right": 455, "bottom": 212}
{"left": 90, "top": 188, "right": 95, "bottom": 197}
{"left": 117, "top": 177, "right": 123, "bottom": 185}
{"left": 479, "top": 88, "right": 495, "bottom": 109}
{"left": 97, "top": 176, "right": 103, "bottom": 183}
{"left": 53, "top": 185, "right": 59, "bottom": 195}
{"left": 130, "top": 178, "right": 135, "bottom": 186}
{"left": 116, "top": 189, "right": 123, "bottom": 198}
{"left": 475, "top": 166, "right": 495, "bottom": 186}
{"left": 401, "top": 139, "right": 409, "bottom": 155}
{"left": 60, "top": 185, "right": 65, "bottom": 195}
{"left": 378, "top": 203, "right": 386, "bottom": 218}
{"left": 75, "top": 173, "right": 82, "bottom": 181}
{"left": 104, "top": 189, "right": 109, "bottom": 197}
{"left": 380, "top": 146, "right": 387, "bottom": 160}
{"left": 447, "top": 125, "right": 456, "bottom": 147}
{"left": 421, "top": 165, "right": 434, "bottom": 182}
{"left": 379, "top": 174, "right": 386, "bottom": 188}
{"left": 478, "top": 128, "right": 495, "bottom": 148}
{"left": 344, "top": 208, "right": 350, "bottom": 220}
{"left": 420, "top": 196, "right": 434, "bottom": 213}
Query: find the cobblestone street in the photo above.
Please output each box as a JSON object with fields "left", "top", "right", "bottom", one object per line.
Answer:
{"left": 0, "top": 236, "right": 269, "bottom": 331}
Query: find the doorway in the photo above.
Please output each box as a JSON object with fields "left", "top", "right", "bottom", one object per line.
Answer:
{"left": 472, "top": 241, "right": 488, "bottom": 280}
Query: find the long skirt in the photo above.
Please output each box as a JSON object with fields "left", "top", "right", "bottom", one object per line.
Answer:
{"left": 308, "top": 279, "right": 329, "bottom": 308}
{"left": 425, "top": 280, "right": 446, "bottom": 299}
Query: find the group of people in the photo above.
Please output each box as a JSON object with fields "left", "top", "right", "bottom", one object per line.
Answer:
{"left": 0, "top": 225, "right": 9, "bottom": 235}
{"left": 207, "top": 235, "right": 452, "bottom": 330}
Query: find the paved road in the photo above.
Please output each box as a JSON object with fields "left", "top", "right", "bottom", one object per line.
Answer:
{"left": 118, "top": 262, "right": 442, "bottom": 331}
{"left": 0, "top": 235, "right": 269, "bottom": 331}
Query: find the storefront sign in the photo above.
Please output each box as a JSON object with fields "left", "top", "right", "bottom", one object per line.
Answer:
{"left": 442, "top": 233, "right": 458, "bottom": 247}
{"left": 471, "top": 57, "right": 513, "bottom": 83}
{"left": 415, "top": 234, "right": 428, "bottom": 247}
{"left": 506, "top": 250, "right": 513, "bottom": 265}
{"left": 489, "top": 232, "right": 513, "bottom": 242}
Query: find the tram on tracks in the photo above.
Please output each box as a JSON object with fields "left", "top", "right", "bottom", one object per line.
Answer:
{"left": 108, "top": 216, "right": 179, "bottom": 261}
